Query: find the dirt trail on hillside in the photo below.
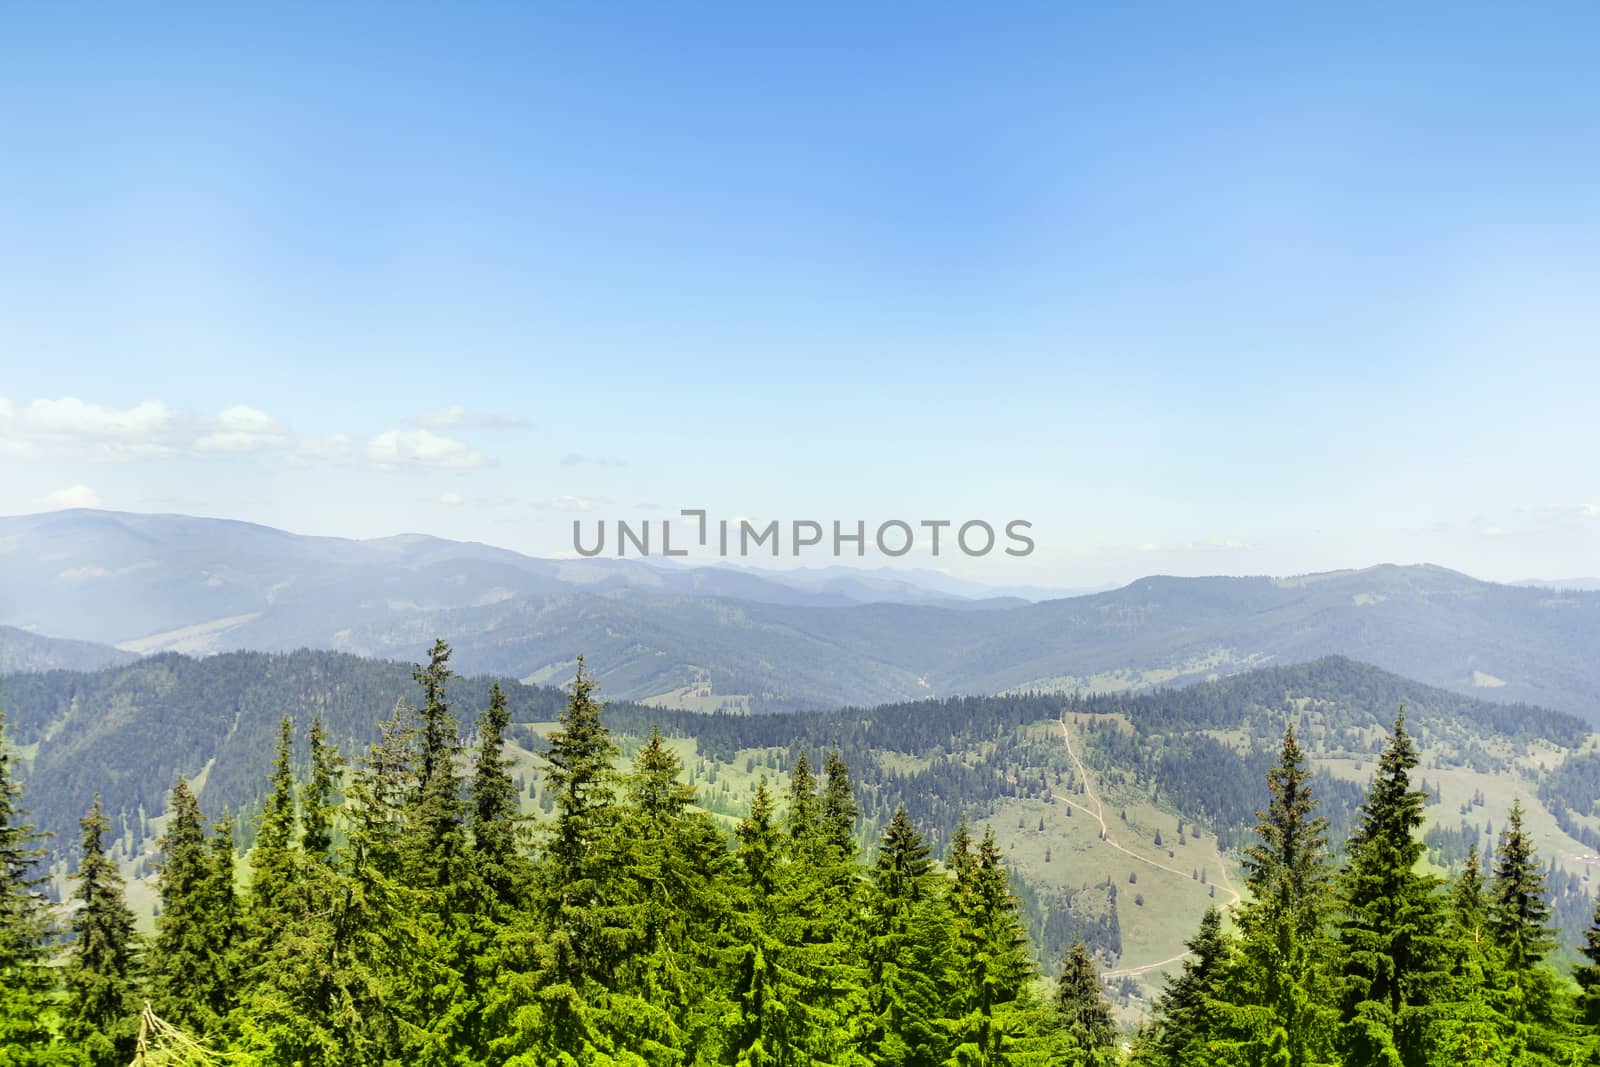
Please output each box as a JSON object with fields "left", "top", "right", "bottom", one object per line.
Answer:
{"left": 1055, "top": 712, "right": 1241, "bottom": 979}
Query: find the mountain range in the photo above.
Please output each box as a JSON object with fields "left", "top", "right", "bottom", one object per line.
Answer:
{"left": 3, "top": 508, "right": 1599, "bottom": 720}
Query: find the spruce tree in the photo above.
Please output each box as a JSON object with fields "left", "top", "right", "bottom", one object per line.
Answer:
{"left": 470, "top": 681, "right": 529, "bottom": 908}
{"left": 1219, "top": 726, "right": 1336, "bottom": 1067}
{"left": 1056, "top": 937, "right": 1116, "bottom": 1063}
{"left": 149, "top": 779, "right": 220, "bottom": 1034}
{"left": 540, "top": 657, "right": 623, "bottom": 986}
{"left": 302, "top": 718, "right": 340, "bottom": 862}
{"left": 1333, "top": 711, "right": 1447, "bottom": 1067}
{"left": 199, "top": 811, "right": 242, "bottom": 1033}
{"left": 864, "top": 806, "right": 953, "bottom": 1067}
{"left": 1424, "top": 845, "right": 1513, "bottom": 1065}
{"left": 63, "top": 795, "right": 142, "bottom": 1067}
{"left": 945, "top": 825, "right": 1036, "bottom": 1065}
{"left": 1491, "top": 800, "right": 1554, "bottom": 972}
{"left": 1488, "top": 800, "right": 1564, "bottom": 1055}
{"left": 611, "top": 730, "right": 731, "bottom": 1058}
{"left": 249, "top": 716, "right": 299, "bottom": 929}
{"left": 491, "top": 659, "right": 627, "bottom": 1065}
{"left": 720, "top": 778, "right": 807, "bottom": 1064}
{"left": 1146, "top": 906, "right": 1227, "bottom": 1066}
{"left": 1574, "top": 892, "right": 1600, "bottom": 1028}
{"left": 0, "top": 709, "right": 58, "bottom": 1062}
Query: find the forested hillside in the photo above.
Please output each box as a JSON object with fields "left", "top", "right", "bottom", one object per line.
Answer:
{"left": 5, "top": 643, "right": 1600, "bottom": 1065}
{"left": 7, "top": 646, "right": 1600, "bottom": 1013}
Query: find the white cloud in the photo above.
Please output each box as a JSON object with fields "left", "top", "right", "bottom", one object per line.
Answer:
{"left": 440, "top": 491, "right": 465, "bottom": 506}
{"left": 1, "top": 396, "right": 178, "bottom": 460}
{"left": 366, "top": 428, "right": 490, "bottom": 469}
{"left": 1134, "top": 543, "right": 1159, "bottom": 553}
{"left": 193, "top": 405, "right": 288, "bottom": 453}
{"left": 46, "top": 484, "right": 102, "bottom": 509}
{"left": 24, "top": 396, "right": 173, "bottom": 438}
{"left": 411, "top": 404, "right": 527, "bottom": 430}
{"left": 59, "top": 565, "right": 107, "bottom": 579}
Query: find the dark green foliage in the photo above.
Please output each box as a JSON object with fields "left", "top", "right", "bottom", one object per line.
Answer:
{"left": 946, "top": 824, "right": 1038, "bottom": 1064}
{"left": 471, "top": 681, "right": 530, "bottom": 908}
{"left": 1056, "top": 937, "right": 1115, "bottom": 1062}
{"left": 1215, "top": 726, "right": 1337, "bottom": 1067}
{"left": 1577, "top": 893, "right": 1600, "bottom": 1028}
{"left": 149, "top": 780, "right": 233, "bottom": 1036}
{"left": 1332, "top": 711, "right": 1448, "bottom": 1067}
{"left": 0, "top": 709, "right": 59, "bottom": 1063}
{"left": 864, "top": 806, "right": 954, "bottom": 1067}
{"left": 63, "top": 795, "right": 141, "bottom": 1067}
{"left": 16, "top": 643, "right": 1600, "bottom": 1064}
{"left": 1142, "top": 906, "right": 1227, "bottom": 1067}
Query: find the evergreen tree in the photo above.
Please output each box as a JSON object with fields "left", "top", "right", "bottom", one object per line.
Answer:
{"left": 1423, "top": 845, "right": 1515, "bottom": 1067}
{"left": 470, "top": 681, "right": 529, "bottom": 908}
{"left": 540, "top": 656, "right": 623, "bottom": 986}
{"left": 1218, "top": 726, "right": 1336, "bottom": 1067}
{"left": 63, "top": 795, "right": 141, "bottom": 1067}
{"left": 1491, "top": 800, "right": 1554, "bottom": 972}
{"left": 1333, "top": 711, "right": 1447, "bottom": 1067}
{"left": 945, "top": 826, "right": 1036, "bottom": 1065}
{"left": 611, "top": 730, "right": 732, "bottom": 1059}
{"left": 490, "top": 659, "right": 627, "bottom": 1065}
{"left": 238, "top": 714, "right": 406, "bottom": 1066}
{"left": 200, "top": 812, "right": 242, "bottom": 1033}
{"left": 1574, "top": 892, "right": 1600, "bottom": 1028}
{"left": 863, "top": 806, "right": 953, "bottom": 1067}
{"left": 0, "top": 709, "right": 59, "bottom": 1063}
{"left": 1144, "top": 906, "right": 1227, "bottom": 1067}
{"left": 1056, "top": 937, "right": 1116, "bottom": 1064}
{"left": 720, "top": 778, "right": 808, "bottom": 1064}
{"left": 302, "top": 718, "right": 340, "bottom": 862}
{"left": 148, "top": 780, "right": 225, "bottom": 1035}
{"left": 249, "top": 716, "right": 299, "bottom": 930}
{"left": 1487, "top": 800, "right": 1565, "bottom": 1057}
{"left": 786, "top": 752, "right": 822, "bottom": 853}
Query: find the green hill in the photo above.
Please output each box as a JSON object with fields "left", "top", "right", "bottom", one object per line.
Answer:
{"left": 5, "top": 647, "right": 1597, "bottom": 1010}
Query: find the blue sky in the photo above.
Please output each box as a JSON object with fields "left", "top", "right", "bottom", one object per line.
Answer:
{"left": 2, "top": 4, "right": 1597, "bottom": 586}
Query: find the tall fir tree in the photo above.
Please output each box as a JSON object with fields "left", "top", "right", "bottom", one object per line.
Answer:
{"left": 249, "top": 716, "right": 300, "bottom": 930}
{"left": 470, "top": 681, "right": 530, "bottom": 909}
{"left": 864, "top": 806, "right": 953, "bottom": 1067}
{"left": 63, "top": 795, "right": 141, "bottom": 1067}
{"left": 720, "top": 777, "right": 813, "bottom": 1065}
{"left": 1143, "top": 906, "right": 1228, "bottom": 1067}
{"left": 302, "top": 718, "right": 340, "bottom": 862}
{"left": 1487, "top": 800, "right": 1565, "bottom": 1059}
{"left": 610, "top": 729, "right": 732, "bottom": 1059}
{"left": 0, "top": 709, "right": 60, "bottom": 1064}
{"left": 1333, "top": 711, "right": 1447, "bottom": 1067}
{"left": 1219, "top": 726, "right": 1337, "bottom": 1067}
{"left": 1574, "top": 892, "right": 1600, "bottom": 1029}
{"left": 1056, "top": 937, "right": 1116, "bottom": 1064}
{"left": 148, "top": 779, "right": 224, "bottom": 1035}
{"left": 945, "top": 825, "right": 1036, "bottom": 1066}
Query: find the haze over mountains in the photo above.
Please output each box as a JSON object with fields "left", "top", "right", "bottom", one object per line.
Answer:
{"left": 4, "top": 508, "right": 1599, "bottom": 720}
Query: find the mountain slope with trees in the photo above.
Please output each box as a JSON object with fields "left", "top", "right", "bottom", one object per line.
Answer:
{"left": 5, "top": 648, "right": 1600, "bottom": 1063}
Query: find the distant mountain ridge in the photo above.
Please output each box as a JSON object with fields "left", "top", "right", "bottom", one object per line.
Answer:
{"left": 4, "top": 509, "right": 1599, "bottom": 719}
{"left": 0, "top": 625, "right": 135, "bottom": 673}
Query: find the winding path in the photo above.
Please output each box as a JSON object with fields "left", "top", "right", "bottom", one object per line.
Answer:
{"left": 1054, "top": 711, "right": 1241, "bottom": 979}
